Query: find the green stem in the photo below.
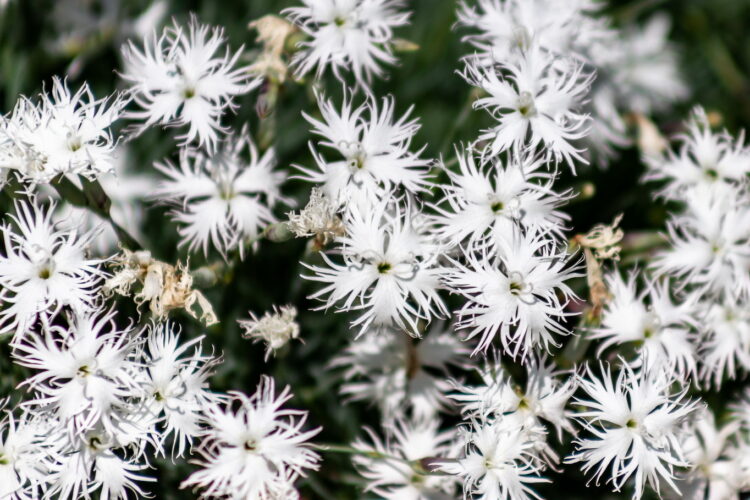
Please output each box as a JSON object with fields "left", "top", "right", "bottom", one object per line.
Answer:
{"left": 312, "top": 443, "right": 410, "bottom": 465}
{"left": 438, "top": 87, "right": 479, "bottom": 160}
{"left": 312, "top": 443, "right": 452, "bottom": 476}
{"left": 52, "top": 175, "right": 142, "bottom": 251}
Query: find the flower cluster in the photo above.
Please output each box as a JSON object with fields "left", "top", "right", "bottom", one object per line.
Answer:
{"left": 2, "top": 1, "right": 750, "bottom": 500}
{"left": 0, "top": 78, "right": 126, "bottom": 186}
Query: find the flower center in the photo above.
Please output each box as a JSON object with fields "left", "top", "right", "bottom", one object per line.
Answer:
{"left": 517, "top": 91, "right": 537, "bottom": 117}
{"left": 625, "top": 418, "right": 638, "bottom": 429}
{"left": 348, "top": 152, "right": 366, "bottom": 172}
{"left": 0, "top": 453, "right": 8, "bottom": 465}
{"left": 377, "top": 262, "right": 392, "bottom": 274}
{"left": 183, "top": 86, "right": 196, "bottom": 99}
{"left": 244, "top": 438, "right": 258, "bottom": 451}
{"left": 76, "top": 364, "right": 91, "bottom": 377}
{"left": 512, "top": 25, "right": 530, "bottom": 49}
{"left": 32, "top": 247, "right": 56, "bottom": 280}
{"left": 67, "top": 134, "right": 82, "bottom": 152}
{"left": 334, "top": 16, "right": 347, "bottom": 27}
{"left": 508, "top": 271, "right": 531, "bottom": 296}
{"left": 87, "top": 435, "right": 104, "bottom": 451}
{"left": 491, "top": 200, "right": 505, "bottom": 213}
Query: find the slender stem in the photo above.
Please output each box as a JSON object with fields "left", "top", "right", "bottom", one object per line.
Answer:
{"left": 312, "top": 443, "right": 452, "bottom": 476}
{"left": 438, "top": 87, "right": 478, "bottom": 159}
{"left": 312, "top": 443, "right": 410, "bottom": 465}
{"left": 52, "top": 174, "right": 142, "bottom": 251}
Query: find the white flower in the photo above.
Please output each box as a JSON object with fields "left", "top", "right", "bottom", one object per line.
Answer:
{"left": 12, "top": 309, "right": 141, "bottom": 436}
{"left": 652, "top": 185, "right": 750, "bottom": 296}
{"left": 0, "top": 408, "right": 55, "bottom": 500}
{"left": 181, "top": 376, "right": 321, "bottom": 500}
{"left": 304, "top": 199, "right": 447, "bottom": 335}
{"left": 452, "top": 354, "right": 576, "bottom": 441}
{"left": 592, "top": 270, "right": 698, "bottom": 379}
{"left": 440, "top": 415, "right": 549, "bottom": 500}
{"left": 239, "top": 305, "right": 301, "bottom": 360}
{"left": 463, "top": 46, "right": 592, "bottom": 169}
{"left": 566, "top": 362, "right": 698, "bottom": 500}
{"left": 456, "top": 0, "right": 605, "bottom": 66}
{"left": 605, "top": 14, "right": 688, "bottom": 115}
{"left": 332, "top": 325, "right": 471, "bottom": 421}
{"left": 0, "top": 77, "right": 126, "bottom": 185}
{"left": 0, "top": 200, "right": 104, "bottom": 341}
{"left": 699, "top": 294, "right": 750, "bottom": 386}
{"left": 296, "top": 92, "right": 431, "bottom": 209}
{"left": 285, "top": 0, "right": 410, "bottom": 88}
{"left": 141, "top": 322, "right": 221, "bottom": 458}
{"left": 677, "top": 409, "right": 747, "bottom": 500}
{"left": 121, "top": 15, "right": 259, "bottom": 152}
{"left": 152, "top": 131, "right": 288, "bottom": 258}
{"left": 50, "top": 427, "right": 156, "bottom": 500}
{"left": 445, "top": 230, "right": 581, "bottom": 357}
{"left": 432, "top": 148, "right": 570, "bottom": 251}
{"left": 352, "top": 418, "right": 458, "bottom": 500}
{"left": 646, "top": 107, "right": 750, "bottom": 200}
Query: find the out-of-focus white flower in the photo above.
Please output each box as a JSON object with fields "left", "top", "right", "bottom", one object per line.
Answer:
{"left": 457, "top": 0, "right": 606, "bottom": 66}
{"left": 0, "top": 77, "right": 126, "bottom": 185}
{"left": 332, "top": 326, "right": 471, "bottom": 422}
{"left": 445, "top": 229, "right": 581, "bottom": 357}
{"left": 567, "top": 362, "right": 698, "bottom": 500}
{"left": 592, "top": 270, "right": 698, "bottom": 379}
{"left": 297, "top": 92, "right": 430, "bottom": 209}
{"left": 181, "top": 376, "right": 321, "bottom": 500}
{"left": 0, "top": 407, "right": 55, "bottom": 500}
{"left": 141, "top": 322, "right": 221, "bottom": 458}
{"left": 699, "top": 294, "right": 750, "bottom": 386}
{"left": 152, "top": 131, "right": 289, "bottom": 258}
{"left": 239, "top": 305, "right": 301, "bottom": 360}
{"left": 284, "top": 0, "right": 410, "bottom": 88}
{"left": 432, "top": 148, "right": 570, "bottom": 252}
{"left": 439, "top": 414, "right": 549, "bottom": 500}
{"left": 0, "top": 200, "right": 104, "bottom": 341}
{"left": 676, "top": 409, "right": 748, "bottom": 500}
{"left": 463, "top": 46, "right": 592, "bottom": 170}
{"left": 121, "top": 15, "right": 259, "bottom": 152}
{"left": 304, "top": 200, "right": 447, "bottom": 335}
{"left": 652, "top": 184, "right": 750, "bottom": 297}
{"left": 601, "top": 14, "right": 688, "bottom": 115}
{"left": 585, "top": 83, "right": 631, "bottom": 164}
{"left": 352, "top": 417, "right": 458, "bottom": 500}
{"left": 646, "top": 107, "right": 750, "bottom": 200}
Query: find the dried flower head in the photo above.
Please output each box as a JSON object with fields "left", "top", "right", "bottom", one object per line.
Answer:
{"left": 287, "top": 187, "right": 345, "bottom": 249}
{"left": 103, "top": 248, "right": 217, "bottom": 325}
{"left": 239, "top": 305, "right": 300, "bottom": 360}
{"left": 573, "top": 214, "right": 624, "bottom": 319}
{"left": 248, "top": 15, "right": 297, "bottom": 83}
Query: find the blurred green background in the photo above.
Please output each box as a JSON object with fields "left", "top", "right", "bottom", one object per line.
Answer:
{"left": 1, "top": 0, "right": 750, "bottom": 498}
